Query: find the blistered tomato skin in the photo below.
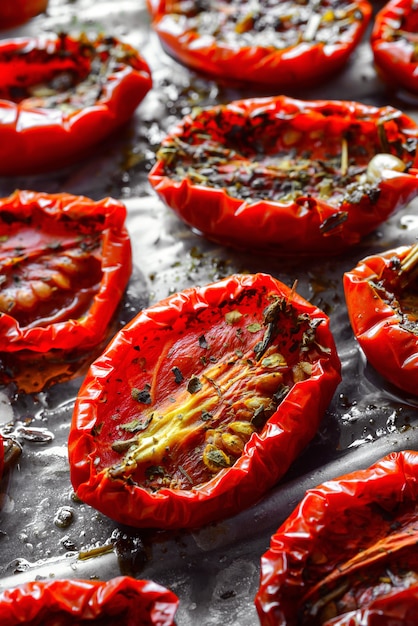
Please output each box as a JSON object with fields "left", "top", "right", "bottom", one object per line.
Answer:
{"left": 147, "top": 0, "right": 372, "bottom": 88}
{"left": 0, "top": 190, "right": 132, "bottom": 354}
{"left": 69, "top": 272, "right": 341, "bottom": 530}
{"left": 255, "top": 450, "right": 418, "bottom": 626}
{"left": 0, "top": 32, "right": 152, "bottom": 175}
{"left": 344, "top": 244, "right": 418, "bottom": 396}
{"left": 0, "top": 577, "right": 179, "bottom": 625}
{"left": 0, "top": 0, "right": 48, "bottom": 29}
{"left": 371, "top": 0, "right": 418, "bottom": 95}
{"left": 149, "top": 96, "right": 418, "bottom": 256}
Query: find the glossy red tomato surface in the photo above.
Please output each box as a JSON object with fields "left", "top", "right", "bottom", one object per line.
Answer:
{"left": 0, "top": 32, "right": 152, "bottom": 175}
{"left": 0, "top": 577, "right": 179, "bottom": 625}
{"left": 0, "top": 190, "right": 132, "bottom": 355}
{"left": 371, "top": 0, "right": 418, "bottom": 94}
{"left": 149, "top": 96, "right": 418, "bottom": 255}
{"left": 344, "top": 243, "right": 418, "bottom": 396}
{"left": 147, "top": 0, "right": 372, "bottom": 88}
{"left": 255, "top": 450, "right": 418, "bottom": 625}
{"left": 69, "top": 272, "right": 341, "bottom": 529}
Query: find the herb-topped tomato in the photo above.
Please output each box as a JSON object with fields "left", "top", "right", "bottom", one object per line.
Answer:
{"left": 0, "top": 190, "right": 132, "bottom": 355}
{"left": 146, "top": 0, "right": 372, "bottom": 88}
{"left": 371, "top": 0, "right": 418, "bottom": 95}
{"left": 0, "top": 32, "right": 152, "bottom": 175}
{"left": 149, "top": 96, "right": 418, "bottom": 255}
{"left": 0, "top": 577, "right": 179, "bottom": 625}
{"left": 69, "top": 273, "right": 341, "bottom": 529}
{"left": 255, "top": 450, "right": 418, "bottom": 626}
{"left": 344, "top": 243, "right": 418, "bottom": 396}
{"left": 0, "top": 0, "right": 48, "bottom": 29}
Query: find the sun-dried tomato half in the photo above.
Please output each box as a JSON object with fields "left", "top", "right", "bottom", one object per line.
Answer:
{"left": 147, "top": 0, "right": 372, "bottom": 88}
{"left": 0, "top": 190, "right": 132, "bottom": 355}
{"left": 69, "top": 272, "right": 341, "bottom": 529}
{"left": 0, "top": 32, "right": 152, "bottom": 175}
{"left": 149, "top": 95, "right": 418, "bottom": 255}
{"left": 255, "top": 450, "right": 418, "bottom": 626}
{"left": 0, "top": 577, "right": 179, "bottom": 625}
{"left": 344, "top": 243, "right": 418, "bottom": 396}
{"left": 371, "top": 0, "right": 418, "bottom": 95}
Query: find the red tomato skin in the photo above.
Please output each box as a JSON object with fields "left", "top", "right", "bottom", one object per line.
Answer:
{"left": 149, "top": 96, "right": 418, "bottom": 256}
{"left": 69, "top": 272, "right": 341, "bottom": 530}
{"left": 343, "top": 245, "right": 418, "bottom": 395}
{"left": 0, "top": 34, "right": 152, "bottom": 175}
{"left": 0, "top": 0, "right": 48, "bottom": 29}
{"left": 147, "top": 0, "right": 372, "bottom": 88}
{"left": 371, "top": 0, "right": 418, "bottom": 94}
{"left": 0, "top": 190, "right": 132, "bottom": 354}
{"left": 255, "top": 450, "right": 418, "bottom": 626}
{"left": 0, "top": 577, "right": 179, "bottom": 625}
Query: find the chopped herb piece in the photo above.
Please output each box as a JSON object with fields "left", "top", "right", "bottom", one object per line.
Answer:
{"left": 187, "top": 375, "right": 202, "bottom": 394}
{"left": 172, "top": 366, "right": 184, "bottom": 384}
{"left": 131, "top": 384, "right": 152, "bottom": 404}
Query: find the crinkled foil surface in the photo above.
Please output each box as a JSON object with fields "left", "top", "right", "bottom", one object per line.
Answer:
{"left": 1, "top": 2, "right": 418, "bottom": 625}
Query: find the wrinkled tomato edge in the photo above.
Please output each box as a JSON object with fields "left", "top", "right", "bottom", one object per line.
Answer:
{"left": 0, "top": 190, "right": 132, "bottom": 354}
{"left": 0, "top": 576, "right": 179, "bottom": 625}
{"left": 69, "top": 272, "right": 341, "bottom": 530}
{"left": 255, "top": 449, "right": 418, "bottom": 626}
{"left": 343, "top": 244, "right": 418, "bottom": 395}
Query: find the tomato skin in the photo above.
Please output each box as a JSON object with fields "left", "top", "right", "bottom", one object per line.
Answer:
{"left": 255, "top": 450, "right": 418, "bottom": 626}
{"left": 0, "top": 33, "right": 152, "bottom": 175}
{"left": 324, "top": 585, "right": 418, "bottom": 625}
{"left": 0, "top": 0, "right": 48, "bottom": 29}
{"left": 371, "top": 0, "right": 418, "bottom": 94}
{"left": 343, "top": 244, "right": 418, "bottom": 395}
{"left": 146, "top": 0, "right": 372, "bottom": 88}
{"left": 69, "top": 272, "right": 341, "bottom": 530}
{"left": 0, "top": 577, "right": 179, "bottom": 625}
{"left": 149, "top": 96, "right": 418, "bottom": 256}
{"left": 0, "top": 190, "right": 132, "bottom": 354}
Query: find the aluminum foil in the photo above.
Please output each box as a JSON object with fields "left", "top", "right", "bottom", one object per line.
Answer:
{"left": 0, "top": 1, "right": 418, "bottom": 625}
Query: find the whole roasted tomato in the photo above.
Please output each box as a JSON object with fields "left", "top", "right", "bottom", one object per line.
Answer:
{"left": 255, "top": 449, "right": 418, "bottom": 626}
{"left": 0, "top": 190, "right": 132, "bottom": 354}
{"left": 149, "top": 96, "right": 418, "bottom": 256}
{"left": 371, "top": 0, "right": 418, "bottom": 95}
{"left": 69, "top": 272, "right": 341, "bottom": 530}
{"left": 0, "top": 576, "right": 179, "bottom": 625}
{"left": 0, "top": 0, "right": 48, "bottom": 29}
{"left": 344, "top": 243, "right": 418, "bottom": 396}
{"left": 0, "top": 32, "right": 152, "bottom": 175}
{"left": 146, "top": 0, "right": 372, "bottom": 88}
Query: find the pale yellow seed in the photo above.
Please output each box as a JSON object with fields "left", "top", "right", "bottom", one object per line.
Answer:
{"left": 16, "top": 288, "right": 37, "bottom": 309}
{"left": 31, "top": 280, "right": 53, "bottom": 299}
{"left": 51, "top": 272, "right": 71, "bottom": 289}
{"left": 229, "top": 421, "right": 256, "bottom": 440}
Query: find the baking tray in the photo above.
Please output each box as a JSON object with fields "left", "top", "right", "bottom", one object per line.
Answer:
{"left": 1, "top": 1, "right": 418, "bottom": 624}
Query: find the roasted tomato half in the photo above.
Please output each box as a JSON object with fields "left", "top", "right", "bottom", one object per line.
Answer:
{"left": 0, "top": 190, "right": 132, "bottom": 354}
{"left": 344, "top": 243, "right": 418, "bottom": 396}
{"left": 149, "top": 96, "right": 418, "bottom": 256}
{"left": 0, "top": 577, "right": 179, "bottom": 625}
{"left": 255, "top": 449, "right": 418, "bottom": 626}
{"left": 146, "top": 0, "right": 372, "bottom": 88}
{"left": 69, "top": 272, "right": 341, "bottom": 530}
{"left": 0, "top": 0, "right": 48, "bottom": 29}
{"left": 0, "top": 32, "right": 152, "bottom": 175}
{"left": 371, "top": 0, "right": 418, "bottom": 95}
